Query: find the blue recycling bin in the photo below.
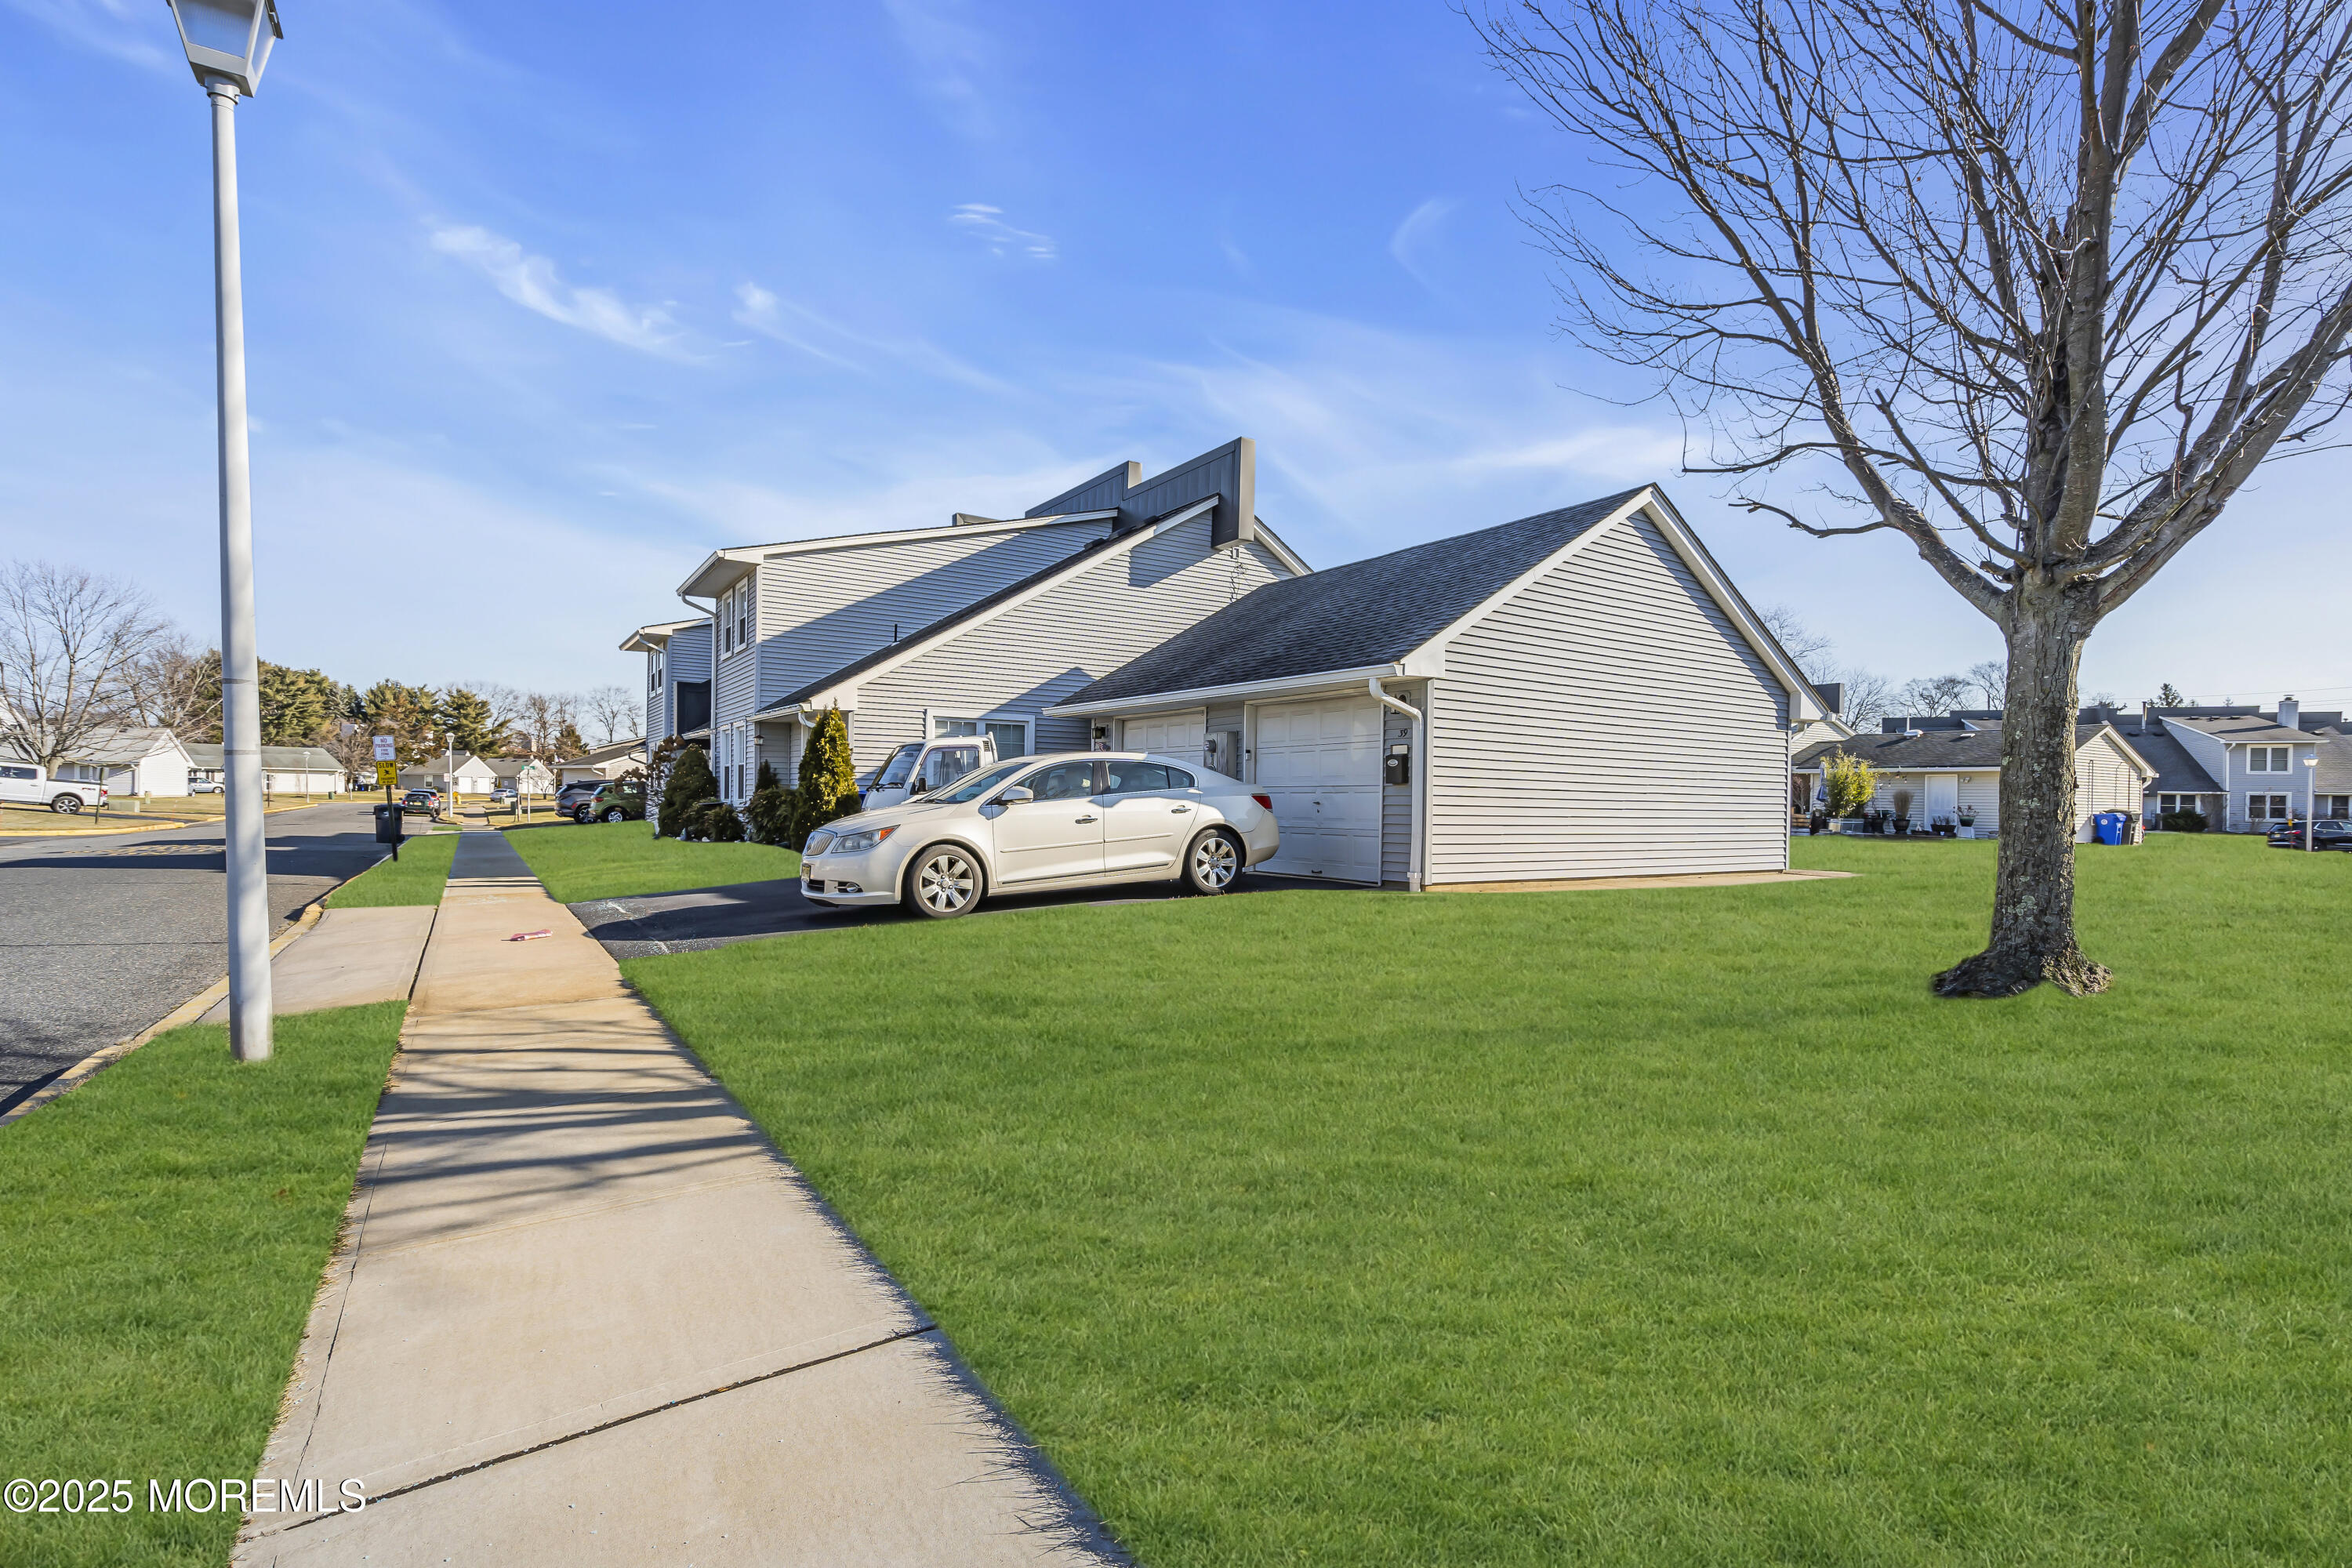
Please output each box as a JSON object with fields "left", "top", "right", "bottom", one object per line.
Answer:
{"left": 2091, "top": 811, "right": 2125, "bottom": 845}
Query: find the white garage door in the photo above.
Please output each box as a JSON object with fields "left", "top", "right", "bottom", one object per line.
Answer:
{"left": 1254, "top": 696, "right": 1382, "bottom": 883}
{"left": 1123, "top": 710, "right": 1205, "bottom": 762}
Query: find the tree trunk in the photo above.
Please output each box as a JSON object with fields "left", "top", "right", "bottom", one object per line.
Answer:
{"left": 1932, "top": 579, "right": 2111, "bottom": 998}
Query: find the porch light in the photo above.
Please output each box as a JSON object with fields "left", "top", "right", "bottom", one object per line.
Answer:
{"left": 165, "top": 0, "right": 281, "bottom": 96}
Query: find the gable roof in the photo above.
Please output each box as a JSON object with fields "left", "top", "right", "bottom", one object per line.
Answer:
{"left": 750, "top": 495, "right": 1239, "bottom": 719}
{"left": 557, "top": 739, "right": 645, "bottom": 767}
{"left": 673, "top": 510, "right": 1120, "bottom": 600}
{"left": 2103, "top": 717, "right": 2224, "bottom": 794}
{"left": 1793, "top": 722, "right": 2151, "bottom": 775}
{"left": 619, "top": 619, "right": 706, "bottom": 655}
{"left": 2162, "top": 713, "right": 2314, "bottom": 745}
{"left": 184, "top": 743, "right": 343, "bottom": 771}
{"left": 1055, "top": 490, "right": 1646, "bottom": 709}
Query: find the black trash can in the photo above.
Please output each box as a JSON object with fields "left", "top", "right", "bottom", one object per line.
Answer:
{"left": 374, "top": 803, "right": 405, "bottom": 844}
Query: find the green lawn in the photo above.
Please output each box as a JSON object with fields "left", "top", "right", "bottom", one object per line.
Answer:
{"left": 626, "top": 834, "right": 2352, "bottom": 1566}
{"left": 0, "top": 1004, "right": 406, "bottom": 1567}
{"left": 503, "top": 818, "right": 800, "bottom": 904}
{"left": 324, "top": 827, "right": 458, "bottom": 907}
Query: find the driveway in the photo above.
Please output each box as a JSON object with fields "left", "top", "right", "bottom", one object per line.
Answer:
{"left": 0, "top": 802, "right": 389, "bottom": 1108}
{"left": 572, "top": 870, "right": 1352, "bottom": 960}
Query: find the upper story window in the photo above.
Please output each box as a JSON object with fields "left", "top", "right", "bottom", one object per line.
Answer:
{"left": 2248, "top": 746, "right": 2291, "bottom": 772}
{"left": 650, "top": 649, "right": 664, "bottom": 691}
{"left": 736, "top": 575, "right": 752, "bottom": 650}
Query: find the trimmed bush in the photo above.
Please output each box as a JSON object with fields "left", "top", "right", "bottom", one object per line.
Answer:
{"left": 2160, "top": 809, "right": 2209, "bottom": 833}
{"left": 658, "top": 743, "right": 717, "bottom": 838}
{"left": 747, "top": 759, "right": 794, "bottom": 846}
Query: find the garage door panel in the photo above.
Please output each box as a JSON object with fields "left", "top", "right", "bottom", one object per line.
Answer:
{"left": 1124, "top": 711, "right": 1205, "bottom": 757}
{"left": 1256, "top": 695, "right": 1382, "bottom": 884}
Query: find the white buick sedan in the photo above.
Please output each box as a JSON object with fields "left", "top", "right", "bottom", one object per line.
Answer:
{"left": 800, "top": 751, "right": 1279, "bottom": 918}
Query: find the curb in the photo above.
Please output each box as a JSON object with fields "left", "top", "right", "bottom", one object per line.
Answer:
{"left": 0, "top": 899, "right": 329, "bottom": 1132}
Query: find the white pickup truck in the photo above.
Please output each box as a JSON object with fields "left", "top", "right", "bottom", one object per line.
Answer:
{"left": 858, "top": 736, "right": 998, "bottom": 813}
{"left": 0, "top": 762, "right": 107, "bottom": 814}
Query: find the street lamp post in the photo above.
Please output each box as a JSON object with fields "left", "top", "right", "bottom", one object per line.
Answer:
{"left": 167, "top": 0, "right": 283, "bottom": 1062}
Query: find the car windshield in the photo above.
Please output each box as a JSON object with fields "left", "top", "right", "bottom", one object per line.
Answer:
{"left": 933, "top": 760, "right": 1029, "bottom": 804}
{"left": 874, "top": 743, "right": 920, "bottom": 788}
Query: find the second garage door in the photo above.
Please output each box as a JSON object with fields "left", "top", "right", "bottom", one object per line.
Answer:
{"left": 1122, "top": 710, "right": 1205, "bottom": 763}
{"left": 1254, "top": 696, "right": 1382, "bottom": 883}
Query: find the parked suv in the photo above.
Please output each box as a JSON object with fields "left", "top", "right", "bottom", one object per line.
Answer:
{"left": 399, "top": 787, "right": 444, "bottom": 820}
{"left": 802, "top": 751, "right": 1279, "bottom": 918}
{"left": 858, "top": 737, "right": 997, "bottom": 813}
{"left": 2267, "top": 818, "right": 2352, "bottom": 850}
{"left": 572, "top": 780, "right": 645, "bottom": 824}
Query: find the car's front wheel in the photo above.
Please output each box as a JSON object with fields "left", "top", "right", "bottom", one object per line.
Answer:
{"left": 50, "top": 794, "right": 82, "bottom": 815}
{"left": 904, "top": 844, "right": 984, "bottom": 919}
{"left": 1182, "top": 828, "right": 1242, "bottom": 894}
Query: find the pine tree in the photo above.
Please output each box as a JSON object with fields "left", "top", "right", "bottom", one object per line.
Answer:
{"left": 436, "top": 688, "right": 506, "bottom": 760}
{"left": 658, "top": 743, "right": 718, "bottom": 838}
{"left": 357, "top": 680, "right": 441, "bottom": 765}
{"left": 792, "top": 706, "right": 858, "bottom": 848}
{"left": 257, "top": 663, "right": 338, "bottom": 746}
{"left": 2156, "top": 683, "right": 2186, "bottom": 709}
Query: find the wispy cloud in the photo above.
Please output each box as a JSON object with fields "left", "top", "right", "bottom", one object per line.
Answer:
{"left": 949, "top": 204, "right": 1057, "bottom": 262}
{"left": 1388, "top": 197, "right": 1457, "bottom": 291}
{"left": 2, "top": 0, "right": 173, "bottom": 71}
{"left": 734, "top": 281, "right": 1011, "bottom": 393}
{"left": 883, "top": 0, "right": 997, "bottom": 139}
{"left": 428, "top": 225, "right": 687, "bottom": 359}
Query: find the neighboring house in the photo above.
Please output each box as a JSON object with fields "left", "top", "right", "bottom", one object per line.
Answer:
{"left": 556, "top": 739, "right": 645, "bottom": 786}
{"left": 620, "top": 617, "right": 711, "bottom": 748}
{"left": 1792, "top": 715, "right": 2154, "bottom": 841}
{"left": 1786, "top": 681, "right": 1855, "bottom": 815}
{"left": 38, "top": 726, "right": 197, "bottom": 797}
{"left": 1050, "top": 485, "right": 1828, "bottom": 887}
{"left": 398, "top": 753, "right": 555, "bottom": 797}
{"left": 185, "top": 743, "right": 347, "bottom": 795}
{"left": 673, "top": 438, "right": 1308, "bottom": 806}
{"left": 2151, "top": 698, "right": 2341, "bottom": 831}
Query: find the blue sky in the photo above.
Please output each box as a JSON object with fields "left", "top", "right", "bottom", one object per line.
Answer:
{"left": 2, "top": 0, "right": 2343, "bottom": 713}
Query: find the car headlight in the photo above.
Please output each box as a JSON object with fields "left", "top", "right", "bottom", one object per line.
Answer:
{"left": 804, "top": 829, "right": 837, "bottom": 857}
{"left": 829, "top": 826, "right": 896, "bottom": 855}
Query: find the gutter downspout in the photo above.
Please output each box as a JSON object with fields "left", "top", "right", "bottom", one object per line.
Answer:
{"left": 1368, "top": 673, "right": 1425, "bottom": 891}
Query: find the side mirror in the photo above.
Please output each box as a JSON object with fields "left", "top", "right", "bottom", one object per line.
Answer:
{"left": 999, "top": 786, "right": 1034, "bottom": 804}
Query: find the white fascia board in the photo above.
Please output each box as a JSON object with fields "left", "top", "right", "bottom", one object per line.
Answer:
{"left": 1046, "top": 663, "right": 1401, "bottom": 718}
{"left": 1246, "top": 519, "right": 1312, "bottom": 577}
{"left": 790, "top": 499, "right": 1220, "bottom": 715}
{"left": 673, "top": 513, "right": 1120, "bottom": 600}
{"left": 1406, "top": 488, "right": 1656, "bottom": 681}
{"left": 2092, "top": 723, "right": 2158, "bottom": 782}
{"left": 618, "top": 617, "right": 706, "bottom": 654}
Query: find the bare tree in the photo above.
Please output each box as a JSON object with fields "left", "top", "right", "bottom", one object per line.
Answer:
{"left": 1897, "top": 672, "right": 1976, "bottom": 716}
{"left": 1478, "top": 0, "right": 2352, "bottom": 994}
{"left": 583, "top": 684, "right": 638, "bottom": 746}
{"left": 126, "top": 633, "right": 223, "bottom": 738}
{"left": 0, "top": 561, "right": 171, "bottom": 770}
{"left": 1759, "top": 604, "right": 1838, "bottom": 678}
{"left": 1835, "top": 666, "right": 1896, "bottom": 730}
{"left": 1965, "top": 659, "right": 2009, "bottom": 710}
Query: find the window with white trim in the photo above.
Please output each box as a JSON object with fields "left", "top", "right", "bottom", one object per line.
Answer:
{"left": 2248, "top": 746, "right": 2291, "bottom": 772}
{"left": 931, "top": 714, "right": 1029, "bottom": 757}
{"left": 2322, "top": 794, "right": 2351, "bottom": 818}
{"left": 735, "top": 575, "right": 751, "bottom": 651}
{"left": 2249, "top": 793, "right": 2290, "bottom": 821}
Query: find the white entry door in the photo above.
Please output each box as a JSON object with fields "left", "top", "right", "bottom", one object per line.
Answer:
{"left": 1254, "top": 696, "right": 1382, "bottom": 883}
{"left": 1123, "top": 710, "right": 1205, "bottom": 764}
{"left": 1924, "top": 773, "right": 1958, "bottom": 825}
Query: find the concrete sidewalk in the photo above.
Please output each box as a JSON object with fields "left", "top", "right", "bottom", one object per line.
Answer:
{"left": 238, "top": 831, "right": 1120, "bottom": 1566}
{"left": 198, "top": 906, "right": 435, "bottom": 1023}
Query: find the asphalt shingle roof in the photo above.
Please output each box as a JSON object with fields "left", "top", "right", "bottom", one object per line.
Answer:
{"left": 1061, "top": 488, "right": 1647, "bottom": 706}
{"left": 2161, "top": 713, "right": 2310, "bottom": 744}
{"left": 2107, "top": 719, "right": 2224, "bottom": 795}
{"left": 1793, "top": 723, "right": 2125, "bottom": 772}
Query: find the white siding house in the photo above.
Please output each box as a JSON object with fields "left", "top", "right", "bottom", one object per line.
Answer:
{"left": 185, "top": 744, "right": 345, "bottom": 796}
{"left": 1792, "top": 720, "right": 2153, "bottom": 840}
{"left": 2160, "top": 709, "right": 2325, "bottom": 831}
{"left": 1052, "top": 486, "right": 1827, "bottom": 887}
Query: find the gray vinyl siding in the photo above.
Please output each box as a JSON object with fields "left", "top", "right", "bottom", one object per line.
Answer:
{"left": 1205, "top": 701, "right": 1245, "bottom": 733}
{"left": 713, "top": 575, "right": 760, "bottom": 731}
{"left": 849, "top": 519, "right": 1294, "bottom": 771}
{"left": 1381, "top": 682, "right": 1425, "bottom": 885}
{"left": 755, "top": 521, "right": 1110, "bottom": 710}
{"left": 658, "top": 623, "right": 711, "bottom": 740}
{"left": 1427, "top": 514, "right": 1791, "bottom": 881}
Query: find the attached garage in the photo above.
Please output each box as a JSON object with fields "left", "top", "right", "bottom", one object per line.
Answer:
{"left": 1252, "top": 696, "right": 1383, "bottom": 882}
{"left": 1048, "top": 485, "right": 1826, "bottom": 888}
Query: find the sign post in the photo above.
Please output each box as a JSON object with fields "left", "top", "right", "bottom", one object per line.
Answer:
{"left": 373, "top": 735, "right": 399, "bottom": 861}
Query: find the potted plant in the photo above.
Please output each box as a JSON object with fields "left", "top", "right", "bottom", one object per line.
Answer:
{"left": 1822, "top": 750, "right": 1878, "bottom": 833}
{"left": 1892, "top": 787, "right": 1913, "bottom": 836}
{"left": 1957, "top": 805, "right": 1977, "bottom": 839}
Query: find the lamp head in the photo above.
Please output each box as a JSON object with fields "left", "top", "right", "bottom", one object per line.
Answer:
{"left": 165, "top": 0, "right": 281, "bottom": 96}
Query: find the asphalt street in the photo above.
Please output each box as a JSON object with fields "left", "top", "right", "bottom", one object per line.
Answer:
{"left": 0, "top": 801, "right": 389, "bottom": 1107}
